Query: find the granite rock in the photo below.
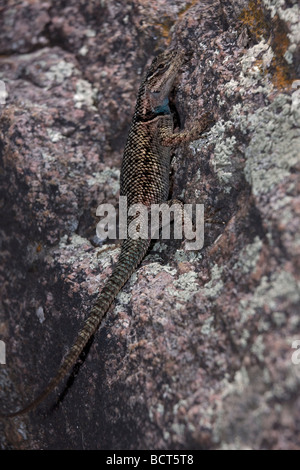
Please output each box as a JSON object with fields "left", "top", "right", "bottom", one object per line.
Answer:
{"left": 0, "top": 0, "right": 299, "bottom": 450}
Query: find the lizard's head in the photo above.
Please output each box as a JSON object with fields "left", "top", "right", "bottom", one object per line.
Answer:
{"left": 146, "top": 49, "right": 185, "bottom": 93}
{"left": 137, "top": 49, "right": 185, "bottom": 118}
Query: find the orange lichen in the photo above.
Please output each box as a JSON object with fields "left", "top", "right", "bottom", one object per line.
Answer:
{"left": 178, "top": 0, "right": 200, "bottom": 19}
{"left": 240, "top": 0, "right": 267, "bottom": 40}
{"left": 271, "top": 61, "right": 294, "bottom": 90}
{"left": 270, "top": 26, "right": 294, "bottom": 90}
{"left": 154, "top": 0, "right": 200, "bottom": 45}
{"left": 159, "top": 16, "right": 175, "bottom": 41}
{"left": 240, "top": 0, "right": 296, "bottom": 90}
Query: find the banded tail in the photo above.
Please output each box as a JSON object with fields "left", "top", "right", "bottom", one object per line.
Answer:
{"left": 0, "top": 238, "right": 150, "bottom": 418}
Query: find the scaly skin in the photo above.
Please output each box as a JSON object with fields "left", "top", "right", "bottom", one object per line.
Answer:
{"left": 0, "top": 49, "right": 210, "bottom": 417}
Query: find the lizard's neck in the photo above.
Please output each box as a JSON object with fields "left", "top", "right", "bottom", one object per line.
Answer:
{"left": 153, "top": 97, "right": 170, "bottom": 115}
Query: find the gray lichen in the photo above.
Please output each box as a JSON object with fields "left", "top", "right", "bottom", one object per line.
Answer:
{"left": 244, "top": 91, "right": 300, "bottom": 196}
{"left": 239, "top": 270, "right": 300, "bottom": 324}
{"left": 74, "top": 78, "right": 98, "bottom": 110}
{"left": 263, "top": 0, "right": 300, "bottom": 65}
{"left": 233, "top": 236, "right": 263, "bottom": 275}
{"left": 87, "top": 167, "right": 120, "bottom": 195}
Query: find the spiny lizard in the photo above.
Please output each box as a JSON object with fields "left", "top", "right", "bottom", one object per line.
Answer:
{"left": 0, "top": 48, "right": 210, "bottom": 417}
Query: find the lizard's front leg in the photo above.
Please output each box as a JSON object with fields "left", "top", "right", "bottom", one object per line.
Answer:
{"left": 159, "top": 113, "right": 212, "bottom": 146}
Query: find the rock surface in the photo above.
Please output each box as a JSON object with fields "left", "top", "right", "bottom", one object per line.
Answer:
{"left": 0, "top": 0, "right": 299, "bottom": 450}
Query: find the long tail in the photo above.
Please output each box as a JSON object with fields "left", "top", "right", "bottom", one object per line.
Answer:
{"left": 0, "top": 238, "right": 150, "bottom": 418}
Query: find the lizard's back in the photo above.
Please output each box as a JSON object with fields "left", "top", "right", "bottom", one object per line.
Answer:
{"left": 121, "top": 113, "right": 173, "bottom": 207}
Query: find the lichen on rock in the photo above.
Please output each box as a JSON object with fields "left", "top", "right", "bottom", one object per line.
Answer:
{"left": 0, "top": 0, "right": 299, "bottom": 451}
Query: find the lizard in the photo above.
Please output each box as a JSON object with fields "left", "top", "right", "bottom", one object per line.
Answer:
{"left": 0, "top": 48, "right": 210, "bottom": 418}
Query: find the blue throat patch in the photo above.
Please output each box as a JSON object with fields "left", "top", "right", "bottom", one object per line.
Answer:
{"left": 153, "top": 97, "right": 170, "bottom": 115}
